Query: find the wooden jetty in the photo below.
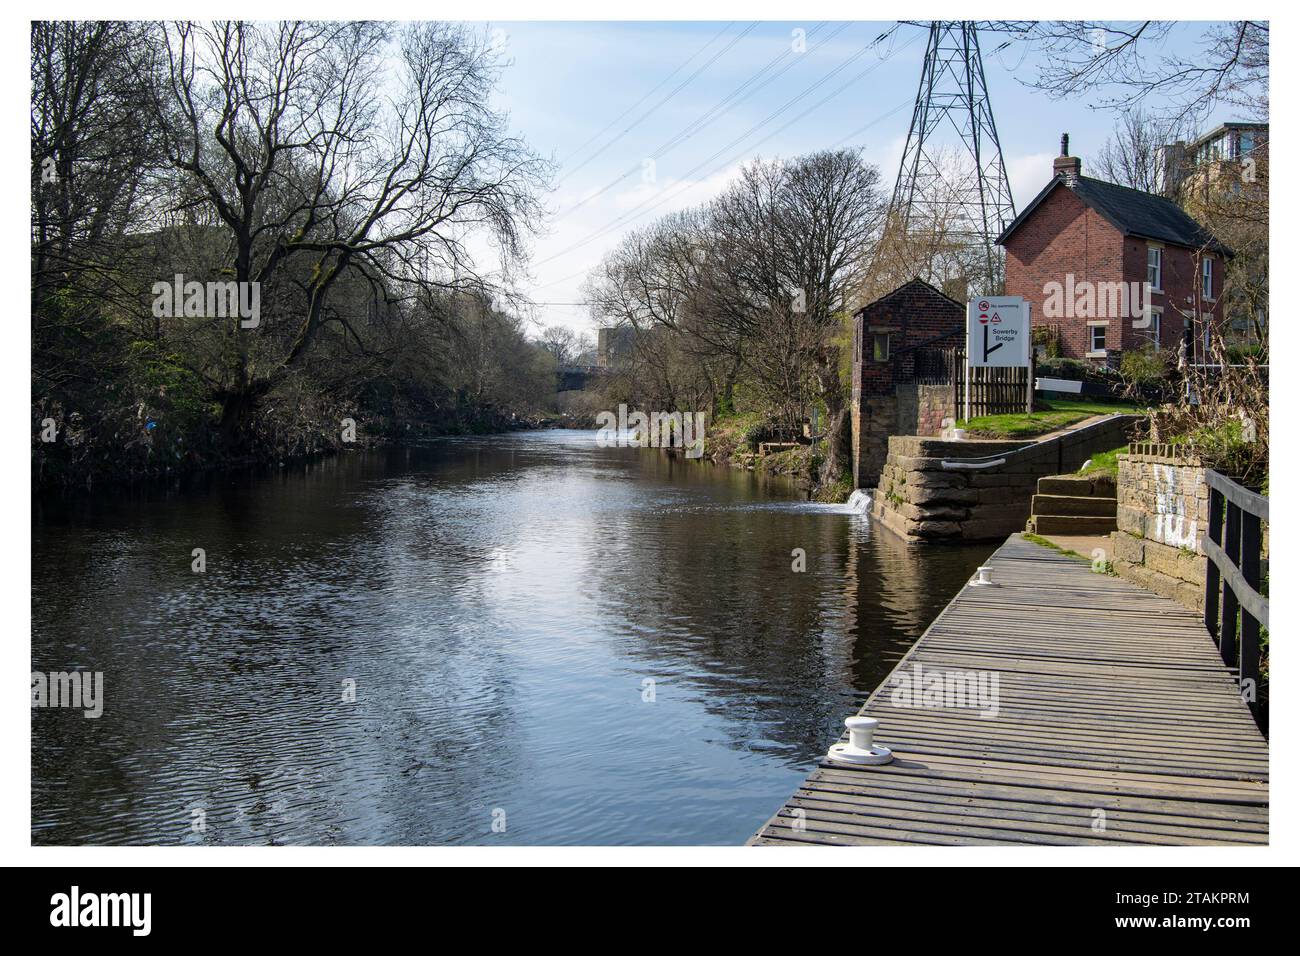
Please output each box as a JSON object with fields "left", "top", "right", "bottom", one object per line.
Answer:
{"left": 751, "top": 534, "right": 1269, "bottom": 846}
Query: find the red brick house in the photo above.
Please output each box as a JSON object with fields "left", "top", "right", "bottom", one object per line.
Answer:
{"left": 998, "top": 138, "right": 1230, "bottom": 363}
{"left": 850, "top": 278, "right": 965, "bottom": 487}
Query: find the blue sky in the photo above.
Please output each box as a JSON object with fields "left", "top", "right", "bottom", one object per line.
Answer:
{"left": 483, "top": 20, "right": 1252, "bottom": 334}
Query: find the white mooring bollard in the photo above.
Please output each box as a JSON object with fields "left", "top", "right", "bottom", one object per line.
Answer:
{"left": 826, "top": 715, "right": 893, "bottom": 766}
{"left": 969, "top": 565, "right": 995, "bottom": 587}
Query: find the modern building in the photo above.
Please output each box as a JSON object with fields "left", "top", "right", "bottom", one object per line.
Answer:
{"left": 595, "top": 326, "right": 635, "bottom": 368}
{"left": 1159, "top": 122, "right": 1268, "bottom": 199}
{"left": 997, "top": 138, "right": 1230, "bottom": 364}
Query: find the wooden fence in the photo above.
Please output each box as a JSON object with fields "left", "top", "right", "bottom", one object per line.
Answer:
{"left": 953, "top": 349, "right": 1035, "bottom": 418}
{"left": 1203, "top": 468, "right": 1269, "bottom": 733}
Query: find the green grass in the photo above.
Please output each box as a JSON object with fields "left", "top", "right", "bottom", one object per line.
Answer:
{"left": 1023, "top": 532, "right": 1116, "bottom": 575}
{"left": 957, "top": 399, "right": 1141, "bottom": 439}
{"left": 1077, "top": 444, "right": 1127, "bottom": 478}
{"left": 1022, "top": 532, "right": 1085, "bottom": 560}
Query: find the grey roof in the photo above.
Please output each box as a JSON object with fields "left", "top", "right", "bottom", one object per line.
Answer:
{"left": 997, "top": 175, "right": 1232, "bottom": 256}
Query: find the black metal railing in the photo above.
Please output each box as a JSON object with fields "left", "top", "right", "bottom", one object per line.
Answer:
{"left": 910, "top": 346, "right": 958, "bottom": 385}
{"left": 1202, "top": 468, "right": 1269, "bottom": 732}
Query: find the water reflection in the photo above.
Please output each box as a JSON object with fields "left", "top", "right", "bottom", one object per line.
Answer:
{"left": 32, "top": 430, "right": 993, "bottom": 845}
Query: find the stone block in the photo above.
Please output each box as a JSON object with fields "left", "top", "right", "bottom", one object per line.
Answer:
{"left": 1117, "top": 505, "right": 1146, "bottom": 536}
{"left": 1110, "top": 532, "right": 1144, "bottom": 564}
{"left": 910, "top": 485, "right": 979, "bottom": 506}
{"left": 912, "top": 519, "right": 963, "bottom": 539}
{"left": 1143, "top": 539, "right": 1207, "bottom": 586}
{"left": 900, "top": 502, "right": 969, "bottom": 522}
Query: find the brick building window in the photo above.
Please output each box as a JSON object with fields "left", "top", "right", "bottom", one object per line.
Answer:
{"left": 1089, "top": 325, "right": 1106, "bottom": 353}
{"left": 872, "top": 332, "right": 890, "bottom": 362}
{"left": 1202, "top": 258, "right": 1214, "bottom": 299}
{"left": 1149, "top": 307, "right": 1162, "bottom": 349}
{"left": 1147, "top": 247, "right": 1163, "bottom": 291}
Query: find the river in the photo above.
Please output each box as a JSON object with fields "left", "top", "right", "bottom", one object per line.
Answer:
{"left": 31, "top": 429, "right": 993, "bottom": 845}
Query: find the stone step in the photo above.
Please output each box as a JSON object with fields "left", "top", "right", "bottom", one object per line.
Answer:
{"left": 1026, "top": 514, "right": 1119, "bottom": 535}
{"left": 1030, "top": 494, "right": 1118, "bottom": 517}
{"left": 1037, "top": 475, "right": 1118, "bottom": 498}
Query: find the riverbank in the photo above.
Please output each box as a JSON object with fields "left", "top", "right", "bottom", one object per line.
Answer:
{"left": 702, "top": 414, "right": 851, "bottom": 503}
{"left": 32, "top": 407, "right": 578, "bottom": 495}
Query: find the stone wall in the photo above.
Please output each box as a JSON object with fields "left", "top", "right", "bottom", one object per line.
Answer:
{"left": 896, "top": 382, "right": 954, "bottom": 440}
{"left": 855, "top": 383, "right": 956, "bottom": 489}
{"left": 871, "top": 415, "right": 1140, "bottom": 542}
{"left": 1109, "top": 444, "right": 1208, "bottom": 612}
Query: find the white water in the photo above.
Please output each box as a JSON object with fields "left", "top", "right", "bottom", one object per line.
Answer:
{"left": 846, "top": 489, "right": 872, "bottom": 514}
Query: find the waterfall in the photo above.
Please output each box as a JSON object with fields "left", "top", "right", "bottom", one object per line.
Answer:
{"left": 846, "top": 489, "right": 871, "bottom": 514}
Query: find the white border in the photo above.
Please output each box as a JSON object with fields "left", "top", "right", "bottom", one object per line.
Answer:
{"left": 6, "top": 2, "right": 1295, "bottom": 867}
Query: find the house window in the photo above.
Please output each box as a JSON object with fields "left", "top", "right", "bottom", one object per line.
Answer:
{"left": 1150, "top": 308, "right": 1162, "bottom": 349}
{"left": 872, "top": 332, "right": 890, "bottom": 363}
{"left": 1147, "top": 247, "right": 1163, "bottom": 290}
{"left": 1090, "top": 325, "right": 1106, "bottom": 353}
{"left": 1202, "top": 258, "right": 1214, "bottom": 299}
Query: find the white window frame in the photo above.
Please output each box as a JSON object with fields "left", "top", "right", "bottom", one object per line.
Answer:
{"left": 1150, "top": 306, "right": 1163, "bottom": 350}
{"left": 1202, "top": 257, "right": 1214, "bottom": 300}
{"left": 1089, "top": 325, "right": 1107, "bottom": 354}
{"left": 1147, "top": 246, "right": 1163, "bottom": 292}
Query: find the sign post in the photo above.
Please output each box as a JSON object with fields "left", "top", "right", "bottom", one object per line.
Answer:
{"left": 966, "top": 295, "right": 1031, "bottom": 421}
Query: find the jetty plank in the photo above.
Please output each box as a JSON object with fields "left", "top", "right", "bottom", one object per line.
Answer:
{"left": 750, "top": 534, "right": 1269, "bottom": 846}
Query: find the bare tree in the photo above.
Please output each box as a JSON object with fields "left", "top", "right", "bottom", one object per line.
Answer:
{"left": 866, "top": 147, "right": 991, "bottom": 301}
{"left": 1025, "top": 21, "right": 1269, "bottom": 125}
{"left": 1091, "top": 107, "right": 1176, "bottom": 194}
{"left": 536, "top": 325, "right": 592, "bottom": 367}
{"left": 152, "top": 20, "right": 551, "bottom": 444}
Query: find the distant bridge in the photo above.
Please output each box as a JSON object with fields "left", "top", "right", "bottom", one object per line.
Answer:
{"left": 557, "top": 364, "right": 608, "bottom": 392}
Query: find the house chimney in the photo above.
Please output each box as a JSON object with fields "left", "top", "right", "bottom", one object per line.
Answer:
{"left": 1053, "top": 133, "right": 1082, "bottom": 185}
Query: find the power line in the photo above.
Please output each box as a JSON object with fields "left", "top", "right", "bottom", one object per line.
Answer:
{"left": 533, "top": 95, "right": 912, "bottom": 299}
{"left": 555, "top": 22, "right": 736, "bottom": 173}
{"left": 534, "top": 24, "right": 914, "bottom": 271}
{"left": 552, "top": 23, "right": 837, "bottom": 223}
{"left": 557, "top": 22, "right": 759, "bottom": 187}
{"left": 553, "top": 22, "right": 848, "bottom": 224}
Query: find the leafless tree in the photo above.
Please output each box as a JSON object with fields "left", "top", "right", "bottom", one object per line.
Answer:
{"left": 151, "top": 20, "right": 551, "bottom": 443}
{"left": 1025, "top": 21, "right": 1269, "bottom": 125}
{"left": 1091, "top": 107, "right": 1179, "bottom": 194}
{"left": 536, "top": 325, "right": 592, "bottom": 368}
{"left": 588, "top": 149, "right": 885, "bottom": 483}
{"left": 31, "top": 22, "right": 166, "bottom": 391}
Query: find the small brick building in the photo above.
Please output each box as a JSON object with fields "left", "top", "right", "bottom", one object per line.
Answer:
{"left": 850, "top": 278, "right": 965, "bottom": 488}
{"left": 998, "top": 138, "right": 1230, "bottom": 363}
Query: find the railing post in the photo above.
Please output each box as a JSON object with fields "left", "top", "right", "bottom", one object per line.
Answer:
{"left": 1204, "top": 486, "right": 1223, "bottom": 640}
{"left": 1240, "top": 511, "right": 1264, "bottom": 730}
{"left": 1219, "top": 500, "right": 1241, "bottom": 669}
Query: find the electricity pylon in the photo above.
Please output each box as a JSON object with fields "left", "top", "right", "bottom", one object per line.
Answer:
{"left": 887, "top": 21, "right": 1018, "bottom": 295}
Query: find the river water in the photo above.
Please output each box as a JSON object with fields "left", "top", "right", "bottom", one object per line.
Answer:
{"left": 32, "top": 429, "right": 993, "bottom": 845}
